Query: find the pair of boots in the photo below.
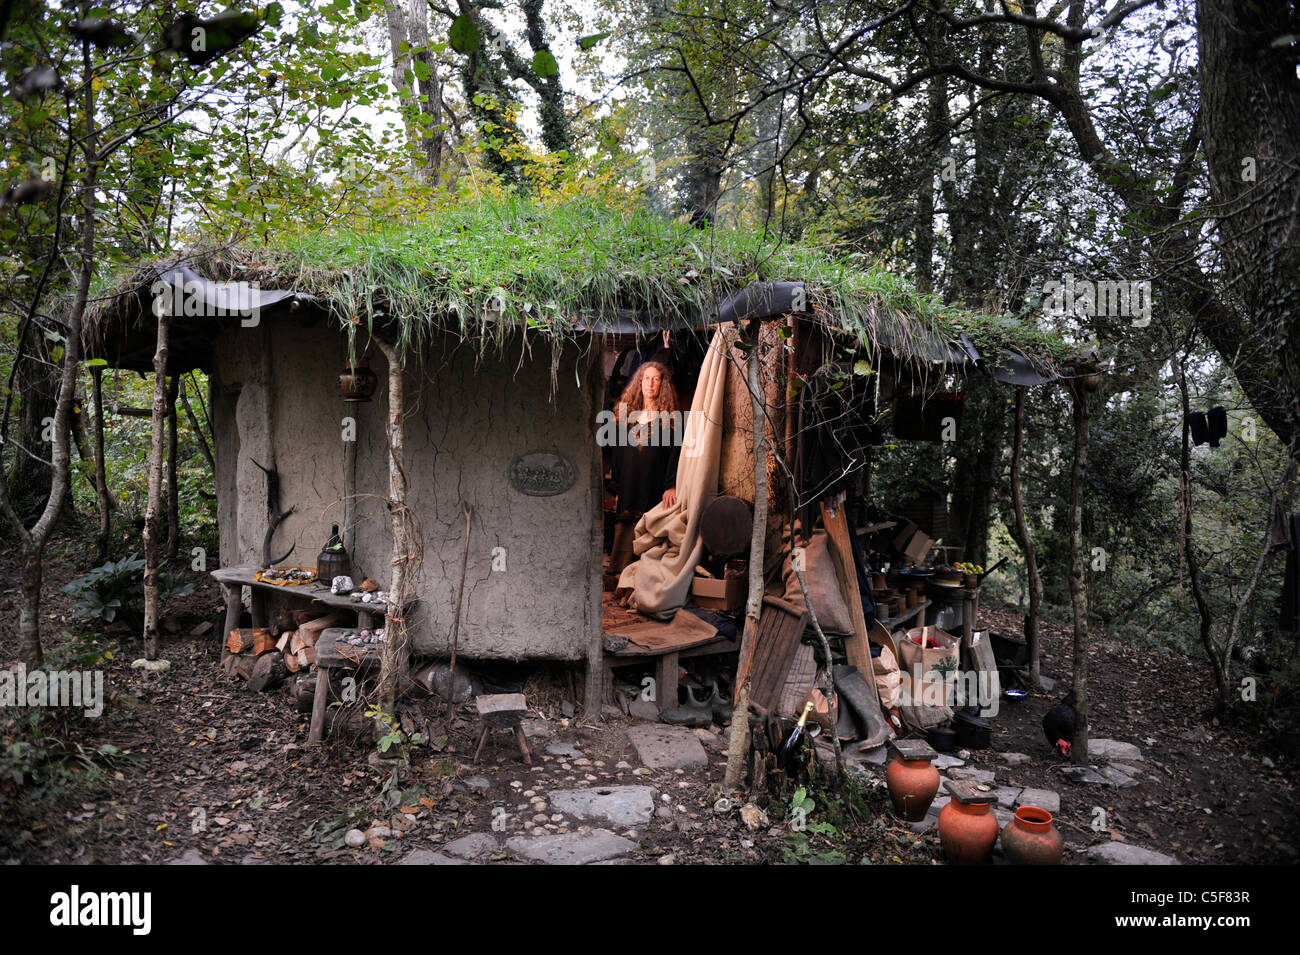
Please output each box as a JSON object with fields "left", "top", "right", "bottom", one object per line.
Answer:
{"left": 661, "top": 680, "right": 733, "bottom": 727}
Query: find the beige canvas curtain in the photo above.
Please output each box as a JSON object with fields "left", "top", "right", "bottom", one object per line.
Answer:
{"left": 618, "top": 328, "right": 729, "bottom": 617}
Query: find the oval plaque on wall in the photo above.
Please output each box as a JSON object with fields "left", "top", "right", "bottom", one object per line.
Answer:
{"left": 509, "top": 450, "right": 577, "bottom": 497}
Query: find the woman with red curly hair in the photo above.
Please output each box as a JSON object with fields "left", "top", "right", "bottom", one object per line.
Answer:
{"left": 608, "top": 360, "right": 682, "bottom": 576}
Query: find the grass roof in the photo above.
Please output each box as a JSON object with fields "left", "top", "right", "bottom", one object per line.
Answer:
{"left": 86, "top": 195, "right": 1073, "bottom": 371}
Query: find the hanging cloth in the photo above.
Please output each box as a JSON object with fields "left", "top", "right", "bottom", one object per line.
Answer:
{"left": 618, "top": 328, "right": 728, "bottom": 617}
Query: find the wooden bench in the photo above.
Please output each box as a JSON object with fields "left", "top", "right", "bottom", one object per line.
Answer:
{"left": 211, "top": 564, "right": 389, "bottom": 655}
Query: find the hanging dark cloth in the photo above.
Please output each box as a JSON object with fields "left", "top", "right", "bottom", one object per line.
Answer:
{"left": 1207, "top": 406, "right": 1228, "bottom": 447}
{"left": 1280, "top": 514, "right": 1300, "bottom": 633}
{"left": 1187, "top": 411, "right": 1209, "bottom": 446}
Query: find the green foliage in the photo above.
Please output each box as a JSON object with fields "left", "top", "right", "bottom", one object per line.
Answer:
{"left": 781, "top": 786, "right": 847, "bottom": 864}
{"left": 0, "top": 709, "right": 133, "bottom": 811}
{"left": 61, "top": 554, "right": 146, "bottom": 625}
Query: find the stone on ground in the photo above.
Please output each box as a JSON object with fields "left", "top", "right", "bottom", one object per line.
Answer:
{"left": 993, "top": 786, "right": 1023, "bottom": 809}
{"left": 627, "top": 698, "right": 660, "bottom": 722}
{"left": 933, "top": 754, "right": 965, "bottom": 770}
{"left": 167, "top": 848, "right": 208, "bottom": 864}
{"left": 398, "top": 849, "right": 470, "bottom": 865}
{"left": 997, "top": 752, "right": 1031, "bottom": 766}
{"left": 1087, "top": 842, "right": 1179, "bottom": 865}
{"left": 626, "top": 724, "right": 708, "bottom": 769}
{"left": 506, "top": 828, "right": 637, "bottom": 865}
{"left": 1061, "top": 764, "right": 1139, "bottom": 788}
{"left": 545, "top": 742, "right": 582, "bottom": 758}
{"left": 1090, "top": 738, "right": 1144, "bottom": 762}
{"left": 549, "top": 786, "right": 656, "bottom": 827}
{"left": 442, "top": 833, "right": 500, "bottom": 860}
{"left": 1016, "top": 787, "right": 1061, "bottom": 814}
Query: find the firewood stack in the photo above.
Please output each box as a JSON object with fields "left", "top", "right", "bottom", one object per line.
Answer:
{"left": 221, "top": 611, "right": 341, "bottom": 707}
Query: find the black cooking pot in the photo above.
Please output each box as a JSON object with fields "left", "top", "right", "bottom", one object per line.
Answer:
{"left": 926, "top": 724, "right": 957, "bottom": 752}
{"left": 953, "top": 711, "right": 993, "bottom": 749}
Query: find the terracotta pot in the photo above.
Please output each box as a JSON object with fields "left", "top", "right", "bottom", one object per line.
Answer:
{"left": 939, "top": 799, "right": 999, "bottom": 865}
{"left": 1001, "top": 805, "right": 1063, "bottom": 865}
{"left": 872, "top": 572, "right": 887, "bottom": 590}
{"left": 338, "top": 363, "right": 378, "bottom": 401}
{"left": 886, "top": 755, "right": 940, "bottom": 821}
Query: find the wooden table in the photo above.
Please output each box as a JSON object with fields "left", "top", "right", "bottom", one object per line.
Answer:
{"left": 211, "top": 564, "right": 388, "bottom": 654}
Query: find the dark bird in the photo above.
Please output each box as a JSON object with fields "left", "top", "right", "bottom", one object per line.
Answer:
{"left": 1042, "top": 690, "right": 1077, "bottom": 758}
{"left": 69, "top": 17, "right": 138, "bottom": 49}
{"left": 15, "top": 66, "right": 63, "bottom": 100}
{"left": 1, "top": 177, "right": 52, "bottom": 207}
{"left": 162, "top": 10, "right": 262, "bottom": 66}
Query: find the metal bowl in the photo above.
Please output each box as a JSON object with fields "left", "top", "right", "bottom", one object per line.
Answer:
{"left": 1003, "top": 688, "right": 1029, "bottom": 703}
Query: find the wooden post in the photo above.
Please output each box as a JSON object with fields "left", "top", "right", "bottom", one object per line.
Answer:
{"left": 724, "top": 327, "right": 770, "bottom": 791}
{"left": 143, "top": 313, "right": 170, "bottom": 661}
{"left": 1010, "top": 386, "right": 1044, "bottom": 686}
{"left": 92, "top": 364, "right": 111, "bottom": 563}
{"left": 373, "top": 338, "right": 411, "bottom": 719}
{"left": 166, "top": 372, "right": 180, "bottom": 559}
{"left": 584, "top": 345, "right": 607, "bottom": 717}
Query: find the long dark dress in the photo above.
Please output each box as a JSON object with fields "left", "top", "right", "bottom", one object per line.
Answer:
{"left": 610, "top": 412, "right": 681, "bottom": 522}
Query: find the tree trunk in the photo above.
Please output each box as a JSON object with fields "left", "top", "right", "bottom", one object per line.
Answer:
{"left": 374, "top": 338, "right": 412, "bottom": 720}
{"left": 92, "top": 365, "right": 111, "bottom": 563}
{"left": 1009, "top": 387, "right": 1044, "bottom": 686}
{"left": 382, "top": 0, "right": 417, "bottom": 147}
{"left": 1067, "top": 379, "right": 1091, "bottom": 764}
{"left": 143, "top": 314, "right": 170, "bottom": 661}
{"left": 166, "top": 373, "right": 180, "bottom": 559}
{"left": 724, "top": 331, "right": 770, "bottom": 791}
{"left": 1197, "top": 0, "right": 1300, "bottom": 455}
{"left": 1175, "top": 357, "right": 1228, "bottom": 712}
{"left": 407, "top": 0, "right": 444, "bottom": 181}
{"left": 1, "top": 35, "right": 95, "bottom": 668}
{"left": 180, "top": 384, "right": 215, "bottom": 473}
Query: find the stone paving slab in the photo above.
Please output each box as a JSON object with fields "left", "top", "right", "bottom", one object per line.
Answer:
{"left": 1090, "top": 738, "right": 1143, "bottom": 762}
{"left": 398, "top": 849, "right": 471, "bottom": 865}
{"left": 505, "top": 828, "right": 638, "bottom": 865}
{"left": 1017, "top": 787, "right": 1061, "bottom": 814}
{"left": 442, "top": 833, "right": 501, "bottom": 860}
{"left": 1087, "top": 842, "right": 1179, "bottom": 865}
{"left": 549, "top": 786, "right": 657, "bottom": 827}
{"left": 626, "top": 724, "right": 709, "bottom": 769}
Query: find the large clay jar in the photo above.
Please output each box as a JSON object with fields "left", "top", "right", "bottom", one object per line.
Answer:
{"left": 938, "top": 800, "right": 999, "bottom": 864}
{"left": 1001, "top": 806, "right": 1063, "bottom": 865}
{"left": 886, "top": 755, "right": 940, "bottom": 821}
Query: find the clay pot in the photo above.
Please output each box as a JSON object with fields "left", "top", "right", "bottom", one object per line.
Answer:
{"left": 1001, "top": 805, "right": 1063, "bottom": 865}
{"left": 939, "top": 799, "right": 999, "bottom": 865}
{"left": 872, "top": 572, "right": 887, "bottom": 590}
{"left": 338, "top": 362, "right": 378, "bottom": 401}
{"left": 886, "top": 755, "right": 940, "bottom": 821}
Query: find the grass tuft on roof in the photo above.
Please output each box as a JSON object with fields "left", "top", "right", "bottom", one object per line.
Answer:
{"left": 87, "top": 195, "right": 1073, "bottom": 370}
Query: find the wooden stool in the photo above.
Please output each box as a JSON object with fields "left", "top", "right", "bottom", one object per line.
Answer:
{"left": 308, "top": 628, "right": 381, "bottom": 745}
{"left": 472, "top": 693, "right": 532, "bottom": 765}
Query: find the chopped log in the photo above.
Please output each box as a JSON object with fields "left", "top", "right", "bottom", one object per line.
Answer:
{"left": 293, "top": 609, "right": 325, "bottom": 626}
{"left": 297, "top": 614, "right": 342, "bottom": 645}
{"left": 252, "top": 628, "right": 278, "bottom": 655}
{"left": 232, "top": 654, "right": 257, "bottom": 681}
{"left": 248, "top": 651, "right": 289, "bottom": 692}
{"left": 289, "top": 630, "right": 307, "bottom": 654}
{"left": 220, "top": 654, "right": 239, "bottom": 678}
{"left": 276, "top": 631, "right": 292, "bottom": 654}
{"left": 226, "top": 629, "right": 254, "bottom": 653}
{"left": 295, "top": 673, "right": 316, "bottom": 714}
{"left": 298, "top": 646, "right": 315, "bottom": 669}
{"left": 284, "top": 649, "right": 302, "bottom": 673}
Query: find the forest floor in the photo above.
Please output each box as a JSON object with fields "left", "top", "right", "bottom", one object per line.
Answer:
{"left": 1, "top": 533, "right": 1297, "bottom": 865}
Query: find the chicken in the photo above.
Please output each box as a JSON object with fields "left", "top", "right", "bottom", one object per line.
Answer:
{"left": 1042, "top": 690, "right": 1076, "bottom": 757}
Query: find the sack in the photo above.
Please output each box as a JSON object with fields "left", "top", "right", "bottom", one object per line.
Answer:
{"left": 898, "top": 625, "right": 961, "bottom": 707}
{"left": 782, "top": 531, "right": 854, "bottom": 636}
{"left": 872, "top": 643, "right": 901, "bottom": 709}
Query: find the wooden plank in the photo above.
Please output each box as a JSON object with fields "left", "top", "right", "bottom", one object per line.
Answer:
{"left": 748, "top": 596, "right": 807, "bottom": 715}
{"left": 819, "top": 500, "right": 874, "bottom": 680}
